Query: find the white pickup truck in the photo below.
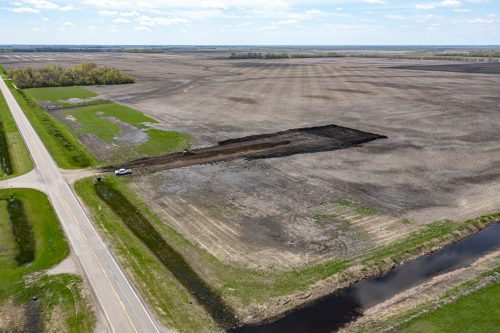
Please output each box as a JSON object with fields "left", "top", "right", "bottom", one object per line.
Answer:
{"left": 114, "top": 168, "right": 132, "bottom": 176}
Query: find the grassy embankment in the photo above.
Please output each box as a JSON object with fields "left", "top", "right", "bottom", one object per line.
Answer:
{"left": 1, "top": 64, "right": 96, "bottom": 169}
{"left": 370, "top": 265, "right": 500, "bottom": 333}
{"left": 76, "top": 176, "right": 500, "bottom": 331}
{"left": 21, "top": 83, "right": 192, "bottom": 164}
{"left": 399, "top": 279, "right": 500, "bottom": 333}
{"left": 0, "top": 188, "right": 94, "bottom": 332}
{"left": 0, "top": 80, "right": 32, "bottom": 179}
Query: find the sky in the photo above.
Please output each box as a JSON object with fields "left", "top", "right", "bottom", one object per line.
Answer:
{"left": 0, "top": 0, "right": 498, "bottom": 45}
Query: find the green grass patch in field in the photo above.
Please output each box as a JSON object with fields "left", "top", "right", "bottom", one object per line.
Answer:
{"left": 321, "top": 198, "right": 377, "bottom": 215}
{"left": 137, "top": 129, "right": 192, "bottom": 157}
{"left": 63, "top": 102, "right": 155, "bottom": 128}
{"left": 1, "top": 65, "right": 96, "bottom": 169}
{"left": 61, "top": 104, "right": 193, "bottom": 162}
{"left": 399, "top": 218, "right": 413, "bottom": 225}
{"left": 57, "top": 99, "right": 111, "bottom": 109}
{"left": 24, "top": 86, "right": 97, "bottom": 102}
{"left": 399, "top": 280, "right": 500, "bottom": 333}
{"left": 0, "top": 188, "right": 94, "bottom": 332}
{"left": 0, "top": 87, "right": 32, "bottom": 179}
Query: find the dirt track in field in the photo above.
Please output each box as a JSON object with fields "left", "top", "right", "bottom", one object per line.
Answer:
{"left": 4, "top": 53, "right": 500, "bottom": 269}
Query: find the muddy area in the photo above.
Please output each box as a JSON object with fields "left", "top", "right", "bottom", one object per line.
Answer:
{"left": 393, "top": 62, "right": 500, "bottom": 75}
{"left": 231, "top": 222, "right": 500, "bottom": 333}
{"left": 26, "top": 298, "right": 43, "bottom": 333}
{"left": 104, "top": 124, "right": 385, "bottom": 172}
{"left": 103, "top": 117, "right": 149, "bottom": 145}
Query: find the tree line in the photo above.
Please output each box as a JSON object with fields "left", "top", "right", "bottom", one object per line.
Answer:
{"left": 8, "top": 63, "right": 134, "bottom": 89}
{"left": 229, "top": 52, "right": 343, "bottom": 59}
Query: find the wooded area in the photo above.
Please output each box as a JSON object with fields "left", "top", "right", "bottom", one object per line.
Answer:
{"left": 8, "top": 63, "right": 134, "bottom": 89}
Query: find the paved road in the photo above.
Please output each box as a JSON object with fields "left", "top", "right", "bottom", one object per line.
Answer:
{"left": 0, "top": 77, "right": 167, "bottom": 333}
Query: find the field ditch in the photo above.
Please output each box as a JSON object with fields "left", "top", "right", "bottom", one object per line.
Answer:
{"left": 0, "top": 118, "right": 12, "bottom": 176}
{"left": 6, "top": 197, "right": 35, "bottom": 265}
{"left": 94, "top": 179, "right": 237, "bottom": 330}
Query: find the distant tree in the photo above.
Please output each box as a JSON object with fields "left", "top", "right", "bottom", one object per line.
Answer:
{"left": 8, "top": 63, "right": 134, "bottom": 89}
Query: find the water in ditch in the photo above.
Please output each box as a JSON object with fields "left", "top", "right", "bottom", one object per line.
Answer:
{"left": 0, "top": 119, "right": 12, "bottom": 176}
{"left": 231, "top": 222, "right": 500, "bottom": 333}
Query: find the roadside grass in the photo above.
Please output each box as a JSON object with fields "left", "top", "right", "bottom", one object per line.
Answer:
{"left": 0, "top": 188, "right": 94, "bottom": 333}
{"left": 24, "top": 86, "right": 97, "bottom": 102}
{"left": 74, "top": 177, "right": 220, "bottom": 333}
{"left": 15, "top": 274, "right": 95, "bottom": 333}
{"left": 398, "top": 279, "right": 500, "bottom": 333}
{"left": 1, "top": 65, "right": 97, "bottom": 169}
{"left": 0, "top": 87, "right": 32, "bottom": 179}
{"left": 0, "top": 188, "right": 69, "bottom": 300}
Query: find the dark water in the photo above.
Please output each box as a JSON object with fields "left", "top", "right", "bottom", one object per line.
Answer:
{"left": 25, "top": 298, "right": 42, "bottom": 333}
{"left": 0, "top": 119, "right": 13, "bottom": 176}
{"left": 231, "top": 222, "right": 500, "bottom": 333}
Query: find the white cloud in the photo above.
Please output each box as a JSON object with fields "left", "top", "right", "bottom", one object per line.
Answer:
{"left": 18, "top": 0, "right": 75, "bottom": 12}
{"left": 137, "top": 15, "right": 190, "bottom": 27}
{"left": 416, "top": 0, "right": 462, "bottom": 10}
{"left": 133, "top": 25, "right": 151, "bottom": 31}
{"left": 10, "top": 7, "right": 40, "bottom": 13}
{"left": 62, "top": 21, "right": 73, "bottom": 26}
{"left": 113, "top": 17, "right": 130, "bottom": 24}
{"left": 468, "top": 13, "right": 496, "bottom": 24}
{"left": 99, "top": 10, "right": 119, "bottom": 16}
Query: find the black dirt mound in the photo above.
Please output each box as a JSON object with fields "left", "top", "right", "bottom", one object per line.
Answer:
{"left": 218, "top": 124, "right": 387, "bottom": 159}
{"left": 103, "top": 124, "right": 386, "bottom": 173}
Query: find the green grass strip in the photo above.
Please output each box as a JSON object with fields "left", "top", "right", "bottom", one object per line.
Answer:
{"left": 399, "top": 280, "right": 500, "bottom": 333}
{"left": 24, "top": 86, "right": 97, "bottom": 102}
{"left": 0, "top": 86, "right": 32, "bottom": 178}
